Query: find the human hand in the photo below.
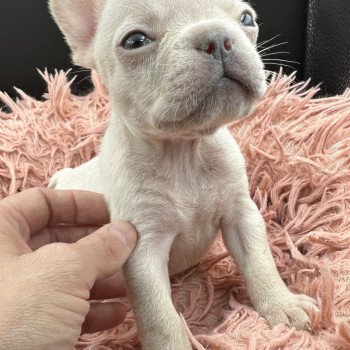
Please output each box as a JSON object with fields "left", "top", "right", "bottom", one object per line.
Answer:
{"left": 0, "top": 188, "right": 137, "bottom": 350}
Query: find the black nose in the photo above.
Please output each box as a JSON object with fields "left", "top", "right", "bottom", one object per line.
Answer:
{"left": 197, "top": 32, "right": 233, "bottom": 61}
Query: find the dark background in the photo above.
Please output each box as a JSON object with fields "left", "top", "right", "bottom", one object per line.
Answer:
{"left": 0, "top": 0, "right": 349, "bottom": 101}
{"left": 252, "top": 0, "right": 307, "bottom": 79}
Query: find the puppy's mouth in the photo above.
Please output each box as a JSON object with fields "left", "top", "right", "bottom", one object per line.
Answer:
{"left": 221, "top": 75, "right": 250, "bottom": 95}
{"left": 152, "top": 73, "right": 264, "bottom": 135}
{"left": 150, "top": 54, "right": 266, "bottom": 137}
{"left": 221, "top": 69, "right": 261, "bottom": 98}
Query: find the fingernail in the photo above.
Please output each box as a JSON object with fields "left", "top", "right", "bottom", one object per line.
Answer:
{"left": 109, "top": 221, "right": 137, "bottom": 248}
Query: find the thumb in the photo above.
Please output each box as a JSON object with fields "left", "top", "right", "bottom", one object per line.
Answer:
{"left": 73, "top": 221, "right": 137, "bottom": 284}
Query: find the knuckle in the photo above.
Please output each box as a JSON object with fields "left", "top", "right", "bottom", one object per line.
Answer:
{"left": 37, "top": 243, "right": 85, "bottom": 278}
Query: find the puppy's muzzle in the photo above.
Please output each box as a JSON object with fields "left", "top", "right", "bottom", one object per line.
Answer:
{"left": 197, "top": 32, "right": 233, "bottom": 63}
{"left": 193, "top": 29, "right": 258, "bottom": 93}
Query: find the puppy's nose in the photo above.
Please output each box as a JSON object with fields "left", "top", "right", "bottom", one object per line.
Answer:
{"left": 197, "top": 32, "right": 233, "bottom": 61}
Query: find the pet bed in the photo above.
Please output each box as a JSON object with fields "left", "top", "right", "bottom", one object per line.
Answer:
{"left": 1, "top": 70, "right": 350, "bottom": 350}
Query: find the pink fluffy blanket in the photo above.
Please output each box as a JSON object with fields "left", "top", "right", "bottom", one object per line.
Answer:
{"left": 1, "top": 71, "right": 350, "bottom": 349}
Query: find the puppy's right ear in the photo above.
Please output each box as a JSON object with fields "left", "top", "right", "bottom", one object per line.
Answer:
{"left": 49, "top": 0, "right": 105, "bottom": 68}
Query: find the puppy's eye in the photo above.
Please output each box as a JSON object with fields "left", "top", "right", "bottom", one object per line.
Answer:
{"left": 240, "top": 12, "right": 255, "bottom": 27}
{"left": 122, "top": 32, "right": 152, "bottom": 50}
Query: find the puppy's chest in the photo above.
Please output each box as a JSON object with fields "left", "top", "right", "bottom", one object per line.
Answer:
{"left": 157, "top": 162, "right": 226, "bottom": 233}
{"left": 174, "top": 179, "right": 222, "bottom": 222}
{"left": 163, "top": 170, "right": 226, "bottom": 274}
{"left": 104, "top": 131, "right": 240, "bottom": 234}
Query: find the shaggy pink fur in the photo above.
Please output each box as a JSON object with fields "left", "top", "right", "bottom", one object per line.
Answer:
{"left": 1, "top": 70, "right": 350, "bottom": 350}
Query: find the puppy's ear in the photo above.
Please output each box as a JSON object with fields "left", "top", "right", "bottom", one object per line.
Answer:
{"left": 49, "top": 0, "right": 105, "bottom": 68}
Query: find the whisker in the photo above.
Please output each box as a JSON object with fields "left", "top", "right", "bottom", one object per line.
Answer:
{"left": 69, "top": 69, "right": 92, "bottom": 75}
{"left": 263, "top": 58, "right": 300, "bottom": 65}
{"left": 76, "top": 74, "right": 93, "bottom": 86}
{"left": 258, "top": 42, "right": 288, "bottom": 55}
{"left": 260, "top": 51, "right": 291, "bottom": 57}
{"left": 257, "top": 34, "right": 281, "bottom": 48}
{"left": 263, "top": 62, "right": 297, "bottom": 70}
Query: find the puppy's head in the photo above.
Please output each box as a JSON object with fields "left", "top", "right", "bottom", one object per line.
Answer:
{"left": 49, "top": 0, "right": 266, "bottom": 138}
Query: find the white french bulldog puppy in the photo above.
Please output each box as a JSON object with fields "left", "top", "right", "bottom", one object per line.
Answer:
{"left": 48, "top": 0, "right": 318, "bottom": 349}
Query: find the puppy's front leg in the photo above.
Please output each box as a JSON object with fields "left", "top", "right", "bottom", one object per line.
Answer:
{"left": 123, "top": 233, "right": 192, "bottom": 350}
{"left": 48, "top": 157, "right": 103, "bottom": 193}
{"left": 222, "top": 195, "right": 318, "bottom": 330}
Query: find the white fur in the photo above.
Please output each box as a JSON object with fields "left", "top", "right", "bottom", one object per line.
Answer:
{"left": 48, "top": 0, "right": 319, "bottom": 348}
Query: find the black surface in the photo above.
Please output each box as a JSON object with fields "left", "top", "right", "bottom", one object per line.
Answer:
{"left": 305, "top": 0, "right": 350, "bottom": 95}
{"left": 252, "top": 0, "right": 308, "bottom": 80}
{"left": 0, "top": 1, "right": 64, "bottom": 96}
{"left": 0, "top": 0, "right": 91, "bottom": 100}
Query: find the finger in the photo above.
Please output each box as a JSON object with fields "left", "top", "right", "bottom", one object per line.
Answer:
{"left": 73, "top": 221, "right": 137, "bottom": 285}
{"left": 0, "top": 188, "right": 109, "bottom": 243}
{"left": 90, "top": 271, "right": 127, "bottom": 300}
{"left": 29, "top": 225, "right": 102, "bottom": 250}
{"left": 82, "top": 301, "right": 128, "bottom": 334}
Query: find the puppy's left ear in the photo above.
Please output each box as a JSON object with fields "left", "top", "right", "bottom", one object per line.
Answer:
{"left": 49, "top": 0, "right": 106, "bottom": 68}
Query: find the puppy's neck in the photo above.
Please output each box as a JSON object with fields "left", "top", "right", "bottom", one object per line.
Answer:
{"left": 108, "top": 110, "right": 205, "bottom": 159}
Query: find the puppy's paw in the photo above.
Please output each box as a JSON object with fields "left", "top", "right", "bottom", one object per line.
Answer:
{"left": 256, "top": 292, "right": 319, "bottom": 331}
{"left": 48, "top": 168, "right": 74, "bottom": 189}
